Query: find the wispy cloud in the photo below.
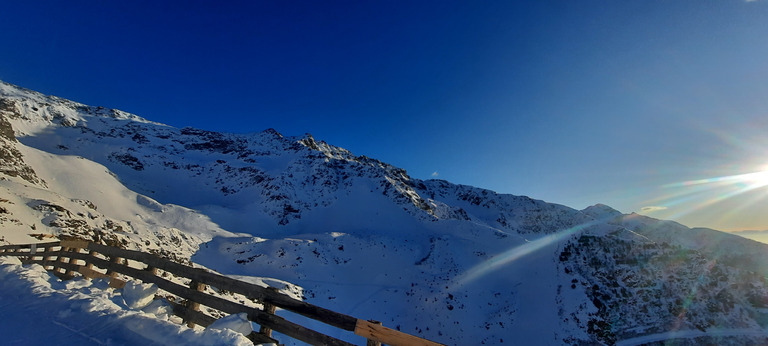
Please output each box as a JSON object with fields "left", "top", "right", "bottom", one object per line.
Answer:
{"left": 641, "top": 206, "right": 668, "bottom": 213}
{"left": 431, "top": 171, "right": 439, "bottom": 177}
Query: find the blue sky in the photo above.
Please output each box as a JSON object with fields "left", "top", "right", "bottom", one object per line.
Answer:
{"left": 2, "top": 1, "right": 768, "bottom": 231}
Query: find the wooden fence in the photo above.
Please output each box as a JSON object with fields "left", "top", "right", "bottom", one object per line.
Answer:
{"left": 0, "top": 240, "right": 445, "bottom": 346}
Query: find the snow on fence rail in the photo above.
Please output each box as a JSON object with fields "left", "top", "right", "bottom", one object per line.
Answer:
{"left": 0, "top": 241, "right": 445, "bottom": 346}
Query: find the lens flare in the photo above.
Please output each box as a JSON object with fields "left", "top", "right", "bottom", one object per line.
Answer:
{"left": 665, "top": 170, "right": 768, "bottom": 189}
{"left": 451, "top": 220, "right": 601, "bottom": 290}
{"left": 645, "top": 170, "right": 768, "bottom": 222}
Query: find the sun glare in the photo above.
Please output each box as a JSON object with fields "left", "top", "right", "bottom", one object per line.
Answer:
{"left": 668, "top": 170, "right": 768, "bottom": 190}
{"left": 747, "top": 169, "right": 768, "bottom": 188}
{"left": 647, "top": 169, "right": 768, "bottom": 225}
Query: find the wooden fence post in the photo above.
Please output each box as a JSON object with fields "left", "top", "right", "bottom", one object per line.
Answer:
{"left": 259, "top": 287, "right": 280, "bottom": 337}
{"left": 63, "top": 246, "right": 84, "bottom": 278}
{"left": 186, "top": 281, "right": 207, "bottom": 328}
{"left": 0, "top": 242, "right": 446, "bottom": 346}
{"left": 56, "top": 247, "right": 71, "bottom": 277}
{"left": 106, "top": 256, "right": 123, "bottom": 276}
{"left": 84, "top": 252, "right": 94, "bottom": 270}
{"left": 29, "top": 244, "right": 43, "bottom": 263}
{"left": 107, "top": 256, "right": 127, "bottom": 288}
{"left": 43, "top": 246, "right": 56, "bottom": 271}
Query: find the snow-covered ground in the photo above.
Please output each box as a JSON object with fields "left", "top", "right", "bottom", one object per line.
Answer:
{"left": 5, "top": 80, "right": 768, "bottom": 345}
{"left": 0, "top": 256, "right": 257, "bottom": 346}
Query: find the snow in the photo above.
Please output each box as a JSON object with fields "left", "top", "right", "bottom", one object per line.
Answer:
{"left": 0, "top": 256, "right": 252, "bottom": 346}
{"left": 17, "top": 144, "right": 235, "bottom": 242}
{"left": 206, "top": 312, "right": 254, "bottom": 336}
{"left": 5, "top": 80, "right": 768, "bottom": 345}
{"left": 121, "top": 281, "right": 159, "bottom": 309}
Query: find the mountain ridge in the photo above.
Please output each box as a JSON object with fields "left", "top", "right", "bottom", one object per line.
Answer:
{"left": 3, "top": 80, "right": 768, "bottom": 345}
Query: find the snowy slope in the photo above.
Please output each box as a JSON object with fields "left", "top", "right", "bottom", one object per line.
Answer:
{"left": 0, "top": 256, "right": 254, "bottom": 345}
{"left": 3, "top": 80, "right": 768, "bottom": 345}
{"left": 731, "top": 230, "right": 768, "bottom": 244}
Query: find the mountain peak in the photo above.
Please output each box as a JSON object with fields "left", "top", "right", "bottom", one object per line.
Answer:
{"left": 5, "top": 81, "right": 768, "bottom": 345}
{"left": 582, "top": 203, "right": 623, "bottom": 219}
{"left": 262, "top": 128, "right": 283, "bottom": 138}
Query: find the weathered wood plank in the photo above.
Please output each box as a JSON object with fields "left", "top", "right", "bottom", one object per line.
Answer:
{"left": 171, "top": 302, "right": 218, "bottom": 327}
{"left": 0, "top": 242, "right": 60, "bottom": 251}
{"left": 0, "top": 249, "right": 57, "bottom": 258}
{"left": 79, "top": 254, "right": 354, "bottom": 346}
{"left": 47, "top": 259, "right": 80, "bottom": 273}
{"left": 5, "top": 241, "right": 446, "bottom": 346}
{"left": 245, "top": 331, "right": 280, "bottom": 345}
{"left": 60, "top": 239, "right": 90, "bottom": 249}
{"left": 82, "top": 242, "right": 359, "bottom": 331}
{"left": 169, "top": 302, "right": 280, "bottom": 345}
{"left": 355, "top": 319, "right": 446, "bottom": 346}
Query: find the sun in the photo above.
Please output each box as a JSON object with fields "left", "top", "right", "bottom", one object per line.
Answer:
{"left": 650, "top": 168, "right": 768, "bottom": 222}
{"left": 737, "top": 170, "right": 768, "bottom": 189}
{"left": 671, "top": 169, "right": 768, "bottom": 190}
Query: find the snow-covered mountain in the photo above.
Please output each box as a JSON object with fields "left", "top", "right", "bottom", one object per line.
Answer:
{"left": 730, "top": 230, "right": 768, "bottom": 245}
{"left": 2, "top": 80, "right": 768, "bottom": 345}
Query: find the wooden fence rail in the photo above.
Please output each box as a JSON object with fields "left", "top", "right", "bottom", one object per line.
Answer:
{"left": 0, "top": 241, "right": 445, "bottom": 346}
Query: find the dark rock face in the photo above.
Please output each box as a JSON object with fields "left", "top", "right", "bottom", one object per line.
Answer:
{"left": 0, "top": 100, "right": 45, "bottom": 186}
{"left": 6, "top": 80, "right": 768, "bottom": 345}
{"left": 108, "top": 152, "right": 145, "bottom": 171}
{"left": 558, "top": 228, "right": 768, "bottom": 344}
{"left": 0, "top": 113, "right": 16, "bottom": 141}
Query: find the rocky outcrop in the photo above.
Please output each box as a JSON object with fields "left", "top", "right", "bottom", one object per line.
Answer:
{"left": 5, "top": 79, "right": 768, "bottom": 345}
{"left": 0, "top": 100, "right": 45, "bottom": 186}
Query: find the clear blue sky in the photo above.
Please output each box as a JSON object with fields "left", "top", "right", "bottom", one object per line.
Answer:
{"left": 2, "top": 1, "right": 768, "bottom": 231}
